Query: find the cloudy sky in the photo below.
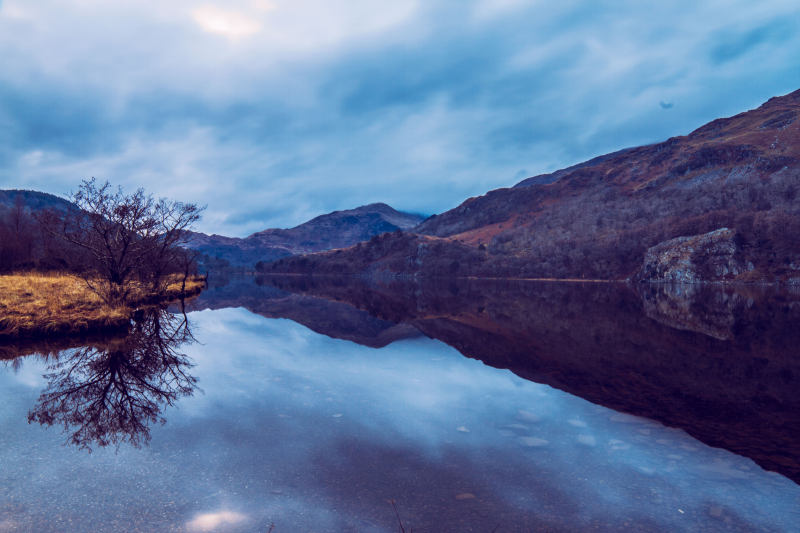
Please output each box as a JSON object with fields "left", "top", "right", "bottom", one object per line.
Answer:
{"left": 1, "top": 0, "right": 798, "bottom": 236}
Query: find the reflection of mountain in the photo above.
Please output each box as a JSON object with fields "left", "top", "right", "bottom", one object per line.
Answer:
{"left": 635, "top": 283, "right": 757, "bottom": 340}
{"left": 19, "top": 308, "right": 197, "bottom": 450}
{"left": 187, "top": 275, "right": 420, "bottom": 348}
{"left": 260, "top": 275, "right": 800, "bottom": 484}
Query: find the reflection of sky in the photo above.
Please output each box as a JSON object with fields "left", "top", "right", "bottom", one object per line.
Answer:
{"left": 1, "top": 307, "right": 799, "bottom": 532}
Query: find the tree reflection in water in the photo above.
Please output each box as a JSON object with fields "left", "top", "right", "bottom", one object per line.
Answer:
{"left": 27, "top": 308, "right": 197, "bottom": 450}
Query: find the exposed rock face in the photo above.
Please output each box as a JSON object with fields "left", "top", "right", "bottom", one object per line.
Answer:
{"left": 636, "top": 228, "right": 753, "bottom": 282}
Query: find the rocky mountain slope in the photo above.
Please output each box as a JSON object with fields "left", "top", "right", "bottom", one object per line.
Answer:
{"left": 186, "top": 203, "right": 425, "bottom": 268}
{"left": 269, "top": 89, "right": 800, "bottom": 282}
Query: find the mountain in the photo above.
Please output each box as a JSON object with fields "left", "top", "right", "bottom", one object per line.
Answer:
{"left": 0, "top": 189, "right": 75, "bottom": 213}
{"left": 186, "top": 203, "right": 425, "bottom": 268}
{"left": 268, "top": 89, "right": 800, "bottom": 282}
{"left": 0, "top": 189, "right": 426, "bottom": 273}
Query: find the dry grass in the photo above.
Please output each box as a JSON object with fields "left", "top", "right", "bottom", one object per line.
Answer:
{"left": 0, "top": 272, "right": 204, "bottom": 340}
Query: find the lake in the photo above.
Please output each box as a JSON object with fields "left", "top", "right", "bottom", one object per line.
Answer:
{"left": 1, "top": 277, "right": 799, "bottom": 532}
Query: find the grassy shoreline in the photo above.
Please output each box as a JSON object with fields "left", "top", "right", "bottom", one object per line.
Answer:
{"left": 0, "top": 272, "right": 205, "bottom": 341}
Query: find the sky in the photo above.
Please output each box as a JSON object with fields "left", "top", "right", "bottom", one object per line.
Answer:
{"left": 0, "top": 0, "right": 799, "bottom": 236}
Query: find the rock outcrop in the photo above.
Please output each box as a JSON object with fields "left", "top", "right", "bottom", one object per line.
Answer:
{"left": 636, "top": 228, "right": 753, "bottom": 282}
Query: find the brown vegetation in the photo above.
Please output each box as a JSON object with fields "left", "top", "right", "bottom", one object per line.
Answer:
{"left": 38, "top": 178, "right": 203, "bottom": 304}
{"left": 0, "top": 181, "right": 206, "bottom": 341}
{"left": 0, "top": 272, "right": 204, "bottom": 340}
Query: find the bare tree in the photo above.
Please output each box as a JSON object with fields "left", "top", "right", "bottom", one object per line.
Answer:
{"left": 137, "top": 197, "right": 203, "bottom": 293}
{"left": 43, "top": 178, "right": 203, "bottom": 304}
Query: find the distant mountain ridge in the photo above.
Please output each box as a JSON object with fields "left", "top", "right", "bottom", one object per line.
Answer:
{"left": 0, "top": 189, "right": 75, "bottom": 213}
{"left": 8, "top": 88, "right": 800, "bottom": 281}
{"left": 0, "top": 189, "right": 425, "bottom": 271}
{"left": 186, "top": 203, "right": 425, "bottom": 267}
{"left": 248, "top": 202, "right": 424, "bottom": 251}
{"left": 269, "top": 89, "right": 800, "bottom": 283}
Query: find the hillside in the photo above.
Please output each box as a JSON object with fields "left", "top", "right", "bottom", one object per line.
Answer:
{"left": 0, "top": 189, "right": 75, "bottom": 213}
{"left": 0, "top": 190, "right": 78, "bottom": 271}
{"left": 186, "top": 203, "right": 425, "bottom": 267}
{"left": 0, "top": 190, "right": 426, "bottom": 273}
{"left": 268, "top": 89, "right": 800, "bottom": 282}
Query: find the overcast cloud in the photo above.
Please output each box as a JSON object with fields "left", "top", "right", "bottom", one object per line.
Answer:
{"left": 1, "top": 0, "right": 799, "bottom": 235}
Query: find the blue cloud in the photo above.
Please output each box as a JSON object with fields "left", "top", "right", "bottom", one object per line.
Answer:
{"left": 0, "top": 1, "right": 799, "bottom": 235}
{"left": 710, "top": 18, "right": 795, "bottom": 64}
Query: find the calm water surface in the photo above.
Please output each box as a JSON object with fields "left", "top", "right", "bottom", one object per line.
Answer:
{"left": 1, "top": 279, "right": 799, "bottom": 532}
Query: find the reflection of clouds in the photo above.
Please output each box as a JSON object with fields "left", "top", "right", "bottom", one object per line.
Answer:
{"left": 1, "top": 307, "right": 798, "bottom": 531}
{"left": 186, "top": 309, "right": 533, "bottom": 451}
{"left": 181, "top": 308, "right": 800, "bottom": 532}
{"left": 186, "top": 510, "right": 247, "bottom": 531}
{"left": 4, "top": 362, "right": 46, "bottom": 388}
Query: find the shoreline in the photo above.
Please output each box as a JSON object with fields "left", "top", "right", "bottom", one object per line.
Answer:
{"left": 0, "top": 272, "right": 205, "bottom": 343}
{"left": 255, "top": 272, "right": 797, "bottom": 287}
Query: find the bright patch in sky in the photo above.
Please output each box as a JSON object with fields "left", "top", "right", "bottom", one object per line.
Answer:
{"left": 192, "top": 5, "right": 263, "bottom": 39}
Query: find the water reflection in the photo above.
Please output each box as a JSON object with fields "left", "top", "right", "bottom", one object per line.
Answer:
{"left": 17, "top": 308, "right": 196, "bottom": 449}
{"left": 163, "top": 309, "right": 800, "bottom": 532}
{"left": 0, "top": 282, "right": 798, "bottom": 531}
{"left": 186, "top": 273, "right": 421, "bottom": 347}
{"left": 257, "top": 275, "right": 800, "bottom": 484}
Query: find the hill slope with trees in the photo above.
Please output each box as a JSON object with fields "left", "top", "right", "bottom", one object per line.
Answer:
{"left": 185, "top": 203, "right": 425, "bottom": 268}
{"left": 267, "top": 89, "right": 800, "bottom": 282}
